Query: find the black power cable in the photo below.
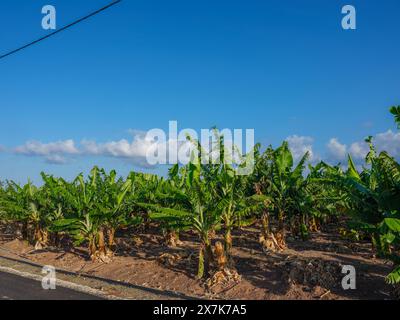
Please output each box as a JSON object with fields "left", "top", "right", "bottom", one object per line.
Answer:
{"left": 0, "top": 0, "right": 122, "bottom": 61}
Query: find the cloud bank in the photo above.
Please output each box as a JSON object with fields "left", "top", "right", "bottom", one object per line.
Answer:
{"left": 14, "top": 140, "right": 79, "bottom": 164}
{"left": 8, "top": 129, "right": 400, "bottom": 168}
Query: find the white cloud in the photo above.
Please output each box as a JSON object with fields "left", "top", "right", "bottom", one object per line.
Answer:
{"left": 348, "top": 141, "right": 370, "bottom": 160}
{"left": 45, "top": 154, "right": 69, "bottom": 165}
{"left": 14, "top": 140, "right": 79, "bottom": 165}
{"left": 286, "top": 135, "right": 315, "bottom": 162}
{"left": 12, "top": 133, "right": 185, "bottom": 167}
{"left": 325, "top": 130, "right": 400, "bottom": 164}
{"left": 374, "top": 130, "right": 400, "bottom": 157}
{"left": 81, "top": 133, "right": 199, "bottom": 167}
{"left": 285, "top": 129, "right": 399, "bottom": 167}
{"left": 327, "top": 138, "right": 347, "bottom": 161}
{"left": 15, "top": 140, "right": 79, "bottom": 156}
{"left": 81, "top": 133, "right": 160, "bottom": 167}
{"left": 10, "top": 128, "right": 399, "bottom": 168}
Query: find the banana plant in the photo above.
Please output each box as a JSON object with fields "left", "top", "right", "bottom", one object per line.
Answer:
{"left": 303, "top": 162, "right": 349, "bottom": 233}
{"left": 1, "top": 178, "right": 68, "bottom": 249}
{"left": 126, "top": 171, "right": 177, "bottom": 242}
{"left": 96, "top": 169, "right": 139, "bottom": 249}
{"left": 140, "top": 161, "right": 220, "bottom": 279}
{"left": 213, "top": 162, "right": 263, "bottom": 261}
{"left": 255, "top": 141, "right": 310, "bottom": 247}
{"left": 390, "top": 105, "right": 400, "bottom": 129}
{"left": 52, "top": 167, "right": 107, "bottom": 259}
{"left": 150, "top": 170, "right": 192, "bottom": 245}
{"left": 0, "top": 181, "right": 46, "bottom": 246}
{"left": 337, "top": 135, "right": 400, "bottom": 283}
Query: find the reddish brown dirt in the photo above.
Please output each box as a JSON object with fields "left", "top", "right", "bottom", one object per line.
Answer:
{"left": 0, "top": 223, "right": 396, "bottom": 300}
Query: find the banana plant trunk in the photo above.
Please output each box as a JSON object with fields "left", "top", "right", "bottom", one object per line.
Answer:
{"left": 21, "top": 221, "right": 28, "bottom": 241}
{"left": 198, "top": 245, "right": 205, "bottom": 279}
{"left": 107, "top": 227, "right": 116, "bottom": 249}
{"left": 277, "top": 210, "right": 286, "bottom": 248}
{"left": 310, "top": 216, "right": 318, "bottom": 232}
{"left": 197, "top": 236, "right": 214, "bottom": 279}
{"left": 34, "top": 224, "right": 48, "bottom": 248}
{"left": 261, "top": 211, "right": 270, "bottom": 237}
{"left": 98, "top": 228, "right": 107, "bottom": 255}
{"left": 204, "top": 242, "right": 214, "bottom": 276}
{"left": 166, "top": 230, "right": 178, "bottom": 247}
{"left": 224, "top": 227, "right": 233, "bottom": 260}
{"left": 52, "top": 232, "right": 60, "bottom": 247}
{"left": 34, "top": 224, "right": 41, "bottom": 244}
{"left": 89, "top": 235, "right": 98, "bottom": 260}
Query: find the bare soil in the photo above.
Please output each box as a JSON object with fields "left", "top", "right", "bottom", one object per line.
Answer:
{"left": 0, "top": 222, "right": 396, "bottom": 300}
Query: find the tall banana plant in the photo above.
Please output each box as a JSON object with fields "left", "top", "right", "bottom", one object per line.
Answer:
{"left": 196, "top": 131, "right": 262, "bottom": 261}
{"left": 0, "top": 181, "right": 31, "bottom": 239}
{"left": 53, "top": 167, "right": 139, "bottom": 259}
{"left": 255, "top": 141, "right": 310, "bottom": 247}
{"left": 141, "top": 161, "right": 220, "bottom": 279}
{"left": 339, "top": 137, "right": 400, "bottom": 283}
{"left": 304, "top": 162, "right": 349, "bottom": 232}
{"left": 0, "top": 181, "right": 52, "bottom": 248}
{"left": 213, "top": 162, "right": 263, "bottom": 261}
{"left": 52, "top": 167, "right": 108, "bottom": 259}
{"left": 96, "top": 169, "right": 137, "bottom": 249}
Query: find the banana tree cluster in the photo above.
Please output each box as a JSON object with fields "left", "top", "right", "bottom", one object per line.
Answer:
{"left": 0, "top": 178, "right": 64, "bottom": 249}
{"left": 319, "top": 108, "right": 400, "bottom": 284}
{"left": 0, "top": 167, "right": 142, "bottom": 260}
{"left": 0, "top": 107, "right": 399, "bottom": 285}
{"left": 251, "top": 141, "right": 313, "bottom": 248}
{"left": 138, "top": 133, "right": 262, "bottom": 278}
{"left": 52, "top": 167, "right": 141, "bottom": 261}
{"left": 335, "top": 142, "right": 400, "bottom": 283}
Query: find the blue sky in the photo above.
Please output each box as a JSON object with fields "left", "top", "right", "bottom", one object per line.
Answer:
{"left": 0, "top": 0, "right": 399, "bottom": 183}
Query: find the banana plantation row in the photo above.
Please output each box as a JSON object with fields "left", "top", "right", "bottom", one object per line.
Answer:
{"left": 0, "top": 107, "right": 399, "bottom": 284}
